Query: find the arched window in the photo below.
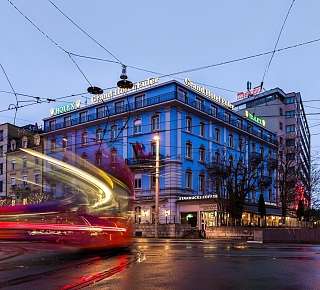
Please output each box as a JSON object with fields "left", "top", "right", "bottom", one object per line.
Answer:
{"left": 34, "top": 135, "right": 40, "bottom": 146}
{"left": 186, "top": 141, "right": 192, "bottom": 159}
{"left": 10, "top": 139, "right": 16, "bottom": 151}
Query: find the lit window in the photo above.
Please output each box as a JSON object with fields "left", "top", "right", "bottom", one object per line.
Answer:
{"left": 134, "top": 119, "right": 142, "bottom": 134}
{"left": 186, "top": 142, "right": 192, "bottom": 159}
{"left": 186, "top": 116, "right": 192, "bottom": 133}
{"left": 151, "top": 115, "right": 160, "bottom": 132}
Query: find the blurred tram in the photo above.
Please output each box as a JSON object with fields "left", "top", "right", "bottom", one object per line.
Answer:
{"left": 0, "top": 203, "right": 133, "bottom": 249}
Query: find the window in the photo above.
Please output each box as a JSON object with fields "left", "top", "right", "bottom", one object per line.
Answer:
{"left": 22, "top": 157, "right": 27, "bottom": 169}
{"left": 248, "top": 124, "right": 253, "bottom": 133}
{"left": 0, "top": 145, "right": 2, "bottom": 157}
{"left": 0, "top": 181, "right": 2, "bottom": 193}
{"left": 62, "top": 136, "right": 68, "bottom": 150}
{"left": 215, "top": 128, "right": 220, "bottom": 143}
{"left": 34, "top": 135, "right": 40, "bottom": 146}
{"left": 95, "top": 151, "right": 102, "bottom": 166}
{"left": 0, "top": 130, "right": 3, "bottom": 142}
{"left": 210, "top": 105, "right": 217, "bottom": 117}
{"left": 151, "top": 142, "right": 156, "bottom": 156}
{"left": 0, "top": 163, "right": 2, "bottom": 175}
{"left": 10, "top": 140, "right": 16, "bottom": 151}
{"left": 199, "top": 122, "right": 205, "bottom": 137}
{"left": 111, "top": 148, "right": 117, "bottom": 163}
{"left": 186, "top": 142, "right": 192, "bottom": 159}
{"left": 196, "top": 97, "right": 204, "bottom": 110}
{"left": 279, "top": 122, "right": 283, "bottom": 130}
{"left": 150, "top": 174, "right": 156, "bottom": 189}
{"left": 22, "top": 137, "right": 28, "bottom": 148}
{"left": 178, "top": 89, "right": 188, "bottom": 103}
{"left": 151, "top": 115, "right": 160, "bottom": 132}
{"left": 186, "top": 116, "right": 192, "bottom": 133}
{"left": 115, "top": 100, "right": 124, "bottom": 113}
{"left": 50, "top": 139, "right": 56, "bottom": 152}
{"left": 96, "top": 128, "right": 103, "bottom": 142}
{"left": 285, "top": 97, "right": 295, "bottom": 104}
{"left": 34, "top": 174, "right": 40, "bottom": 185}
{"left": 11, "top": 177, "right": 16, "bottom": 186}
{"left": 236, "top": 119, "right": 243, "bottom": 129}
{"left": 81, "top": 132, "right": 88, "bottom": 146}
{"left": 11, "top": 160, "right": 16, "bottom": 171}
{"left": 134, "top": 174, "right": 142, "bottom": 189}
{"left": 279, "top": 108, "right": 283, "bottom": 116}
{"left": 257, "top": 128, "right": 263, "bottom": 137}
{"left": 239, "top": 137, "right": 244, "bottom": 152}
{"left": 186, "top": 170, "right": 192, "bottom": 189}
{"left": 286, "top": 124, "right": 296, "bottom": 133}
{"left": 199, "top": 146, "right": 205, "bottom": 162}
{"left": 22, "top": 176, "right": 28, "bottom": 186}
{"left": 79, "top": 111, "right": 87, "bottom": 123}
{"left": 286, "top": 138, "right": 295, "bottom": 147}
{"left": 214, "top": 151, "right": 220, "bottom": 163}
{"left": 285, "top": 110, "right": 295, "bottom": 118}
{"left": 111, "top": 125, "right": 118, "bottom": 140}
{"left": 199, "top": 174, "right": 205, "bottom": 193}
{"left": 35, "top": 157, "right": 39, "bottom": 165}
{"left": 49, "top": 120, "right": 55, "bottom": 131}
{"left": 224, "top": 112, "right": 231, "bottom": 123}
{"left": 135, "top": 95, "right": 144, "bottom": 109}
{"left": 64, "top": 115, "right": 71, "bottom": 127}
{"left": 96, "top": 106, "right": 105, "bottom": 119}
{"left": 228, "top": 134, "right": 234, "bottom": 148}
{"left": 251, "top": 142, "right": 256, "bottom": 152}
{"left": 134, "top": 119, "right": 142, "bottom": 134}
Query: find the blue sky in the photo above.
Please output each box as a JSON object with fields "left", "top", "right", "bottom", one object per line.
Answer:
{"left": 1, "top": 0, "right": 319, "bottom": 153}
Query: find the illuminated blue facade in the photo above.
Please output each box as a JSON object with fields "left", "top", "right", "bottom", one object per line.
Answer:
{"left": 42, "top": 80, "right": 279, "bottom": 226}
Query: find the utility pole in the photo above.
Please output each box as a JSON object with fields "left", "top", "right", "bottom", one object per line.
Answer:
{"left": 153, "top": 134, "right": 160, "bottom": 238}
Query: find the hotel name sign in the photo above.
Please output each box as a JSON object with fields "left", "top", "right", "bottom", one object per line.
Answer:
{"left": 91, "top": 77, "right": 159, "bottom": 105}
{"left": 184, "top": 78, "right": 234, "bottom": 110}
{"left": 245, "top": 110, "right": 266, "bottom": 127}
{"left": 50, "top": 100, "right": 81, "bottom": 116}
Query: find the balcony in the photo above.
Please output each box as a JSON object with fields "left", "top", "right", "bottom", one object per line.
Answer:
{"left": 126, "top": 155, "right": 164, "bottom": 169}
{"left": 206, "top": 162, "right": 227, "bottom": 175}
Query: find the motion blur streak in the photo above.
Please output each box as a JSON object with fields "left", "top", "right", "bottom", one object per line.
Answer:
{"left": 20, "top": 148, "right": 114, "bottom": 210}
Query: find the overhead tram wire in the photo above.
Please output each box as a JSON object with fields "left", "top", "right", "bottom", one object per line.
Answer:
{"left": 0, "top": 63, "right": 19, "bottom": 124}
{"left": 8, "top": 0, "right": 94, "bottom": 88}
{"left": 261, "top": 0, "right": 297, "bottom": 88}
{"left": 47, "top": 0, "right": 123, "bottom": 65}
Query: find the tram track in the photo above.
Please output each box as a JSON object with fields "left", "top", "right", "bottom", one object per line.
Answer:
{"left": 0, "top": 248, "right": 141, "bottom": 289}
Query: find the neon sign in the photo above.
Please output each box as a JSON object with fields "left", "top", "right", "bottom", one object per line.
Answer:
{"left": 91, "top": 77, "right": 159, "bottom": 104}
{"left": 237, "top": 86, "right": 262, "bottom": 101}
{"left": 245, "top": 110, "right": 266, "bottom": 127}
{"left": 184, "top": 78, "right": 234, "bottom": 110}
{"left": 50, "top": 100, "right": 81, "bottom": 116}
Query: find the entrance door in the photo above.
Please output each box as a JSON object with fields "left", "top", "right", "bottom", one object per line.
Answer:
{"left": 181, "top": 212, "right": 198, "bottom": 228}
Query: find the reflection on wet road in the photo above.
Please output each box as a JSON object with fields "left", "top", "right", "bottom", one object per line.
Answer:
{"left": 1, "top": 240, "right": 320, "bottom": 290}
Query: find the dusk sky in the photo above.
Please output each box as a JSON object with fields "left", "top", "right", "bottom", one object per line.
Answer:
{"left": 1, "top": 0, "right": 319, "bottom": 153}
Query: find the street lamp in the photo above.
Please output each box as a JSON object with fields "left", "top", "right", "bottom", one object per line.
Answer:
{"left": 153, "top": 134, "right": 160, "bottom": 238}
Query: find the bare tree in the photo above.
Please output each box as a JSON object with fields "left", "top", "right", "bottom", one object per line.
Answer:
{"left": 311, "top": 155, "right": 320, "bottom": 209}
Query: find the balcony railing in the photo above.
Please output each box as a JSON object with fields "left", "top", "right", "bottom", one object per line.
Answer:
{"left": 44, "top": 90, "right": 278, "bottom": 146}
{"left": 126, "top": 155, "right": 165, "bottom": 168}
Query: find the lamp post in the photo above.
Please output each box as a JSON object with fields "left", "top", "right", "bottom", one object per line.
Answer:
{"left": 153, "top": 134, "right": 160, "bottom": 238}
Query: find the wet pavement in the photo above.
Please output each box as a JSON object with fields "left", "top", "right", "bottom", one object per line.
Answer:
{"left": 1, "top": 239, "right": 320, "bottom": 290}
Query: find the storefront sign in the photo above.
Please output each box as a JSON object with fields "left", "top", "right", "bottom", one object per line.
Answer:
{"left": 245, "top": 110, "right": 266, "bottom": 127}
{"left": 50, "top": 100, "right": 81, "bottom": 116}
{"left": 236, "top": 86, "right": 262, "bottom": 101}
{"left": 91, "top": 77, "right": 159, "bottom": 104}
{"left": 184, "top": 78, "right": 234, "bottom": 110}
{"left": 178, "top": 194, "right": 217, "bottom": 201}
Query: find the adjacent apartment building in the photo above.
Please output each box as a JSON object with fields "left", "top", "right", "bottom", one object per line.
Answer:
{"left": 42, "top": 78, "right": 281, "bottom": 229}
{"left": 233, "top": 88, "right": 311, "bottom": 206}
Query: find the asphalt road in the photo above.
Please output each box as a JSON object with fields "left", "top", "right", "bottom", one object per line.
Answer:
{"left": 1, "top": 239, "right": 320, "bottom": 290}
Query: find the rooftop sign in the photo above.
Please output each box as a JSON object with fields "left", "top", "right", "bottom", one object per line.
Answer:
{"left": 237, "top": 86, "right": 262, "bottom": 101}
{"left": 50, "top": 100, "right": 81, "bottom": 116}
{"left": 91, "top": 77, "right": 159, "bottom": 105}
{"left": 184, "top": 78, "right": 234, "bottom": 110}
{"left": 245, "top": 110, "right": 266, "bottom": 127}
